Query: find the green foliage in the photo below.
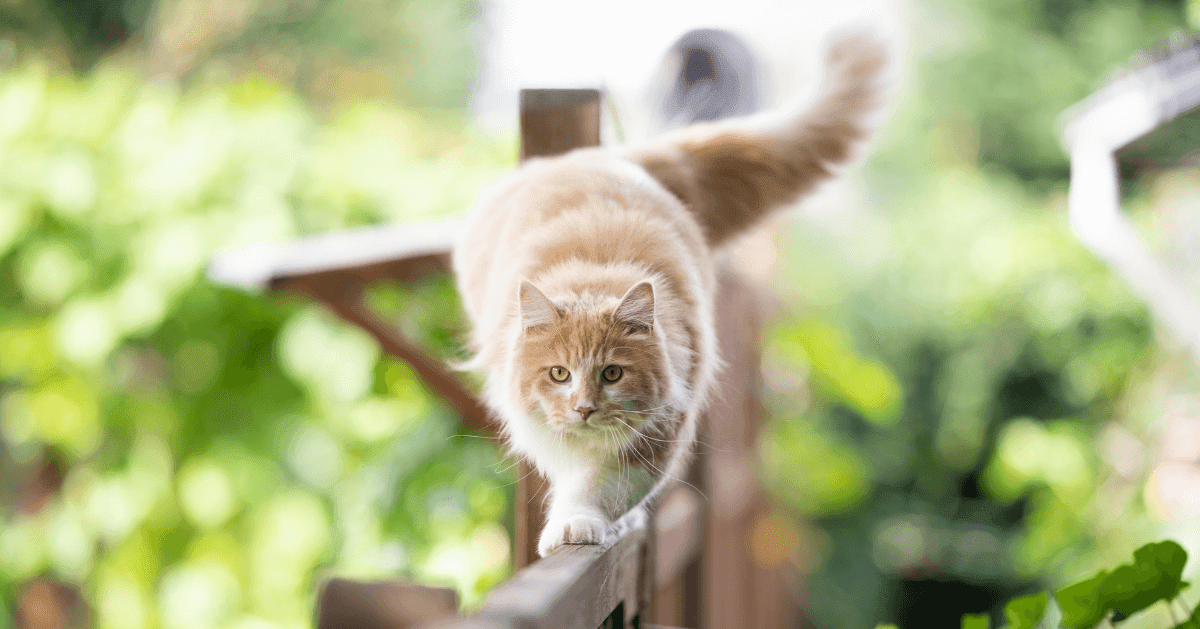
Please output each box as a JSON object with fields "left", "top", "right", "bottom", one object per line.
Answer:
{"left": 1057, "top": 571, "right": 1112, "bottom": 629}
{"left": 1103, "top": 542, "right": 1189, "bottom": 619}
{"left": 1005, "top": 591, "right": 1048, "bottom": 629}
{"left": 962, "top": 613, "right": 990, "bottom": 629}
{"left": 759, "top": 0, "right": 1196, "bottom": 626}
{"left": 942, "top": 542, "right": 1198, "bottom": 629}
{"left": 1054, "top": 541, "right": 1191, "bottom": 627}
{"left": 759, "top": 412, "right": 872, "bottom": 517}
{"left": 0, "top": 5, "right": 512, "bottom": 625}
{"left": 773, "top": 319, "right": 902, "bottom": 426}
{"left": 3, "top": 0, "right": 480, "bottom": 110}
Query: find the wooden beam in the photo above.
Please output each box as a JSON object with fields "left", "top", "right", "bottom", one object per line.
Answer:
{"left": 433, "top": 515, "right": 648, "bottom": 629}
{"left": 653, "top": 485, "right": 702, "bottom": 588}
{"left": 653, "top": 409, "right": 706, "bottom": 628}
{"left": 205, "top": 215, "right": 495, "bottom": 435}
{"left": 701, "top": 268, "right": 799, "bottom": 629}
{"left": 424, "top": 488, "right": 700, "bottom": 629}
{"left": 316, "top": 579, "right": 457, "bottom": 629}
{"left": 649, "top": 484, "right": 702, "bottom": 628}
{"left": 294, "top": 283, "right": 494, "bottom": 436}
{"left": 519, "top": 89, "right": 602, "bottom": 161}
{"left": 207, "top": 216, "right": 461, "bottom": 292}
{"left": 514, "top": 88, "right": 601, "bottom": 569}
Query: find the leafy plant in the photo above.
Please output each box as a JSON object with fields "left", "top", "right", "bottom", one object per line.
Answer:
{"left": 1057, "top": 571, "right": 1112, "bottom": 628}
{"left": 933, "top": 541, "right": 1196, "bottom": 629}
{"left": 1006, "top": 592, "right": 1050, "bottom": 629}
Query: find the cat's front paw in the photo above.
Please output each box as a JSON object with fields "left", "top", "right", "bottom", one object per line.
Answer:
{"left": 537, "top": 513, "right": 611, "bottom": 557}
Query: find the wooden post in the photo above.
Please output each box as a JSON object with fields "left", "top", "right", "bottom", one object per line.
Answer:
{"left": 651, "top": 483, "right": 704, "bottom": 628}
{"left": 699, "top": 268, "right": 800, "bottom": 629}
{"left": 519, "top": 90, "right": 602, "bottom": 162}
{"left": 317, "top": 580, "right": 457, "bottom": 629}
{"left": 515, "top": 88, "right": 602, "bottom": 569}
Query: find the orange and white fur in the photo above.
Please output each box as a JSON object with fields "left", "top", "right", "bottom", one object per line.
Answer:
{"left": 454, "top": 32, "right": 890, "bottom": 557}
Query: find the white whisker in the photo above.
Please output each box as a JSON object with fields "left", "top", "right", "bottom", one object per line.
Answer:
{"left": 496, "top": 459, "right": 542, "bottom": 488}
{"left": 622, "top": 425, "right": 709, "bottom": 502}
{"left": 614, "top": 415, "right": 732, "bottom": 454}
{"left": 493, "top": 455, "right": 523, "bottom": 474}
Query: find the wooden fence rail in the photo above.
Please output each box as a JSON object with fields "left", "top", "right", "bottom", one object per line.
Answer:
{"left": 209, "top": 88, "right": 798, "bottom": 629}
{"left": 436, "top": 511, "right": 650, "bottom": 629}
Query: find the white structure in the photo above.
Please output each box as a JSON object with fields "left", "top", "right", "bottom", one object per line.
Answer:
{"left": 469, "top": 0, "right": 906, "bottom": 143}
{"left": 1062, "top": 36, "right": 1200, "bottom": 367}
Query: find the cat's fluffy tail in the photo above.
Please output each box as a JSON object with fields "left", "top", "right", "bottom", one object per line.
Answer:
{"left": 629, "top": 31, "right": 892, "bottom": 248}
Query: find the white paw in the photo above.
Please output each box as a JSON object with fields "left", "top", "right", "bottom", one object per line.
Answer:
{"left": 537, "top": 513, "right": 611, "bottom": 557}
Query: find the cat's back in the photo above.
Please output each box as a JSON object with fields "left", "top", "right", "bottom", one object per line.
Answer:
{"left": 453, "top": 149, "right": 708, "bottom": 326}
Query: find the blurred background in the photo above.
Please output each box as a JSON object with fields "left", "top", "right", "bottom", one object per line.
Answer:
{"left": 3, "top": 0, "right": 1200, "bottom": 628}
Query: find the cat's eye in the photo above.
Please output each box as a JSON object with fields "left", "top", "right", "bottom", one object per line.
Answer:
{"left": 601, "top": 365, "right": 623, "bottom": 383}
{"left": 549, "top": 366, "right": 570, "bottom": 383}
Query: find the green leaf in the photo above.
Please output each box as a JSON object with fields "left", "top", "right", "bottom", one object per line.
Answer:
{"left": 1057, "top": 542, "right": 1190, "bottom": 627}
{"left": 1004, "top": 591, "right": 1047, "bottom": 629}
{"left": 1102, "top": 541, "right": 1189, "bottom": 618}
{"left": 961, "top": 612, "right": 989, "bottom": 629}
{"left": 874, "top": 625, "right": 899, "bottom": 629}
{"left": 1056, "top": 570, "right": 1110, "bottom": 629}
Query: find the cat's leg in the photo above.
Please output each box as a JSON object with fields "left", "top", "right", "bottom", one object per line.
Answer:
{"left": 537, "top": 463, "right": 620, "bottom": 557}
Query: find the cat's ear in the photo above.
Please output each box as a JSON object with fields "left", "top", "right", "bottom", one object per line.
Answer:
{"left": 614, "top": 281, "right": 655, "bottom": 334}
{"left": 519, "top": 281, "right": 560, "bottom": 331}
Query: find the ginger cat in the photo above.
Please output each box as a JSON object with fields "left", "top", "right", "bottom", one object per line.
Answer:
{"left": 453, "top": 32, "right": 889, "bottom": 557}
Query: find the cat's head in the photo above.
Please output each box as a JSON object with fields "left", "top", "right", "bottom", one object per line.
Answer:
{"left": 512, "top": 280, "right": 669, "bottom": 447}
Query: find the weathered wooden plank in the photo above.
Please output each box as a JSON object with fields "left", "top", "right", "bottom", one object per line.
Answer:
{"left": 206, "top": 215, "right": 494, "bottom": 435}
{"left": 441, "top": 519, "right": 648, "bottom": 629}
{"left": 678, "top": 432, "right": 706, "bottom": 629}
{"left": 519, "top": 89, "right": 601, "bottom": 161}
{"left": 514, "top": 463, "right": 547, "bottom": 569}
{"left": 208, "top": 215, "right": 462, "bottom": 291}
{"left": 514, "top": 87, "right": 601, "bottom": 569}
{"left": 422, "top": 618, "right": 517, "bottom": 629}
{"left": 316, "top": 579, "right": 457, "bottom": 629}
{"left": 651, "top": 577, "right": 685, "bottom": 629}
{"left": 649, "top": 484, "right": 702, "bottom": 629}
{"left": 653, "top": 485, "right": 701, "bottom": 588}
{"left": 305, "top": 284, "right": 493, "bottom": 436}
{"left": 701, "top": 268, "right": 800, "bottom": 629}
{"left": 705, "top": 270, "right": 754, "bottom": 629}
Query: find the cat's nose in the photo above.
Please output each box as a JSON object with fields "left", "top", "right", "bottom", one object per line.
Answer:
{"left": 575, "top": 405, "right": 595, "bottom": 422}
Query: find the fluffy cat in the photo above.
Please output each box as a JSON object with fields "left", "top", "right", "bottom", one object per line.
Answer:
{"left": 453, "top": 31, "right": 889, "bottom": 557}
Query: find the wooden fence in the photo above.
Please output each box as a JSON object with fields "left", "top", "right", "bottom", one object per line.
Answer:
{"left": 210, "top": 89, "right": 799, "bottom": 629}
